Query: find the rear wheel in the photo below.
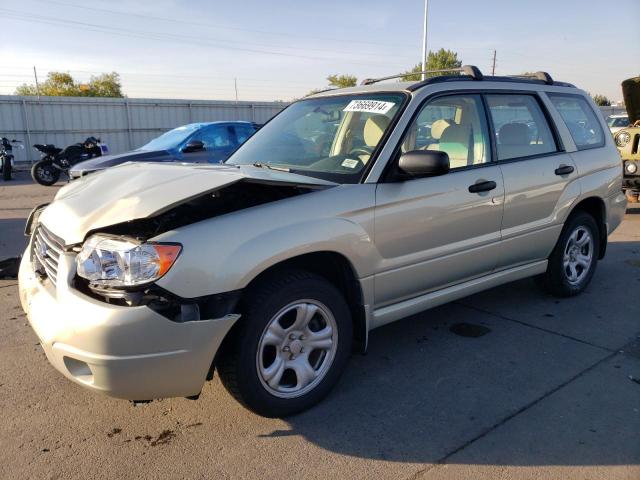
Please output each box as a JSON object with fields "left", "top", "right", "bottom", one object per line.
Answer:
{"left": 537, "top": 211, "right": 599, "bottom": 297}
{"left": 1, "top": 156, "right": 11, "bottom": 181}
{"left": 31, "top": 159, "right": 60, "bottom": 186}
{"left": 217, "top": 270, "right": 352, "bottom": 417}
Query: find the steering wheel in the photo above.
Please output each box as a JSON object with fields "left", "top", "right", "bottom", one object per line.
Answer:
{"left": 348, "top": 146, "right": 373, "bottom": 157}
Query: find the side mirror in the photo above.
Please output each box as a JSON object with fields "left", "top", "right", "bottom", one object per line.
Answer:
{"left": 398, "top": 150, "right": 450, "bottom": 177}
{"left": 183, "top": 140, "right": 205, "bottom": 153}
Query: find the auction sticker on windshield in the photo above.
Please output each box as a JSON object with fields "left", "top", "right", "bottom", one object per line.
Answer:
{"left": 344, "top": 100, "right": 395, "bottom": 114}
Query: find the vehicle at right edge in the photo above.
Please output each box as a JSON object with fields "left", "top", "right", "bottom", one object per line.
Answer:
{"left": 19, "top": 66, "right": 627, "bottom": 417}
{"left": 614, "top": 76, "right": 640, "bottom": 203}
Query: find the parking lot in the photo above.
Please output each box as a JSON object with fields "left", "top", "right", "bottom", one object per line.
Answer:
{"left": 1, "top": 172, "right": 639, "bottom": 480}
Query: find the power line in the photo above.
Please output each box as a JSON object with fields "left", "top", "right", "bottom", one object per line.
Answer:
{"left": 37, "top": 0, "right": 418, "bottom": 50}
{"left": 0, "top": 8, "right": 415, "bottom": 67}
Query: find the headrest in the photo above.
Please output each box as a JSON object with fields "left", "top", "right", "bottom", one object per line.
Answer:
{"left": 430, "top": 119, "right": 452, "bottom": 140}
{"left": 499, "top": 123, "right": 530, "bottom": 145}
{"left": 440, "top": 123, "right": 471, "bottom": 144}
{"left": 363, "top": 115, "right": 390, "bottom": 147}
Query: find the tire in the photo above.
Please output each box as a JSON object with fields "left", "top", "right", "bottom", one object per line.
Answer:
{"left": 537, "top": 211, "right": 600, "bottom": 297}
{"left": 31, "top": 160, "right": 60, "bottom": 186}
{"left": 217, "top": 270, "right": 353, "bottom": 417}
{"left": 1, "top": 157, "right": 11, "bottom": 181}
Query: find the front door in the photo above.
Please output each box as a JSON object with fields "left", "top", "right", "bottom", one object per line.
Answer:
{"left": 374, "top": 93, "right": 505, "bottom": 308}
{"left": 183, "top": 125, "right": 236, "bottom": 164}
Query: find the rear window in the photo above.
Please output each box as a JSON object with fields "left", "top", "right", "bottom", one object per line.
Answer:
{"left": 549, "top": 94, "right": 605, "bottom": 150}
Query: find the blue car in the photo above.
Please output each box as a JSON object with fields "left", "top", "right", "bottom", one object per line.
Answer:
{"left": 69, "top": 121, "right": 258, "bottom": 179}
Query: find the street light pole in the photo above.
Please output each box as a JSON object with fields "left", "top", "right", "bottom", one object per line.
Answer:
{"left": 421, "top": 0, "right": 429, "bottom": 81}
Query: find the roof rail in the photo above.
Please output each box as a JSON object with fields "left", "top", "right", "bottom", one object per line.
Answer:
{"left": 360, "top": 65, "right": 483, "bottom": 86}
{"left": 507, "top": 71, "right": 554, "bottom": 85}
{"left": 304, "top": 87, "right": 337, "bottom": 97}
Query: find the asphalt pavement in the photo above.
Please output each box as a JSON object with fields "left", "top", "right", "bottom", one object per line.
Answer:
{"left": 1, "top": 172, "right": 638, "bottom": 480}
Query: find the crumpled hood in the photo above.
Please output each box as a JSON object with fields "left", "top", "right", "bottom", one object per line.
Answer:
{"left": 39, "top": 162, "right": 335, "bottom": 245}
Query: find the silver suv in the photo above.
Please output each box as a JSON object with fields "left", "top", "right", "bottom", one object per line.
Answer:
{"left": 19, "top": 66, "right": 627, "bottom": 417}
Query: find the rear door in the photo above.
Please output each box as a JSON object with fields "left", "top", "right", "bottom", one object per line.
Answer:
{"left": 374, "top": 93, "right": 505, "bottom": 307}
{"left": 485, "top": 93, "right": 578, "bottom": 269}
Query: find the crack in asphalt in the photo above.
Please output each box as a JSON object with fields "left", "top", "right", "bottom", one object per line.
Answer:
{"left": 403, "top": 300, "right": 636, "bottom": 480}
{"left": 455, "top": 301, "right": 615, "bottom": 353}
{"left": 405, "top": 350, "right": 619, "bottom": 480}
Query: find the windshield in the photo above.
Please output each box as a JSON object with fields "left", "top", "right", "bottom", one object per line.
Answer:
{"left": 140, "top": 124, "right": 200, "bottom": 151}
{"left": 607, "top": 116, "right": 628, "bottom": 127}
{"left": 226, "top": 93, "right": 406, "bottom": 183}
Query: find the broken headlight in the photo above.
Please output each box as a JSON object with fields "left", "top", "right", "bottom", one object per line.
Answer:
{"left": 76, "top": 234, "right": 181, "bottom": 287}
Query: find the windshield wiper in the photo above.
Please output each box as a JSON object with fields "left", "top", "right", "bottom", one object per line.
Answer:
{"left": 252, "top": 162, "right": 290, "bottom": 172}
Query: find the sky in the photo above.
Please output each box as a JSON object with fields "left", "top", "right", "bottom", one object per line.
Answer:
{"left": 0, "top": 0, "right": 638, "bottom": 102}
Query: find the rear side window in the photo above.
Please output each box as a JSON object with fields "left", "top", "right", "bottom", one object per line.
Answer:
{"left": 548, "top": 94, "right": 605, "bottom": 149}
{"left": 486, "top": 94, "right": 557, "bottom": 161}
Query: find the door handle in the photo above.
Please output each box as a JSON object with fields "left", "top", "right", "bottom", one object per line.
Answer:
{"left": 468, "top": 180, "right": 497, "bottom": 193}
{"left": 554, "top": 165, "right": 574, "bottom": 176}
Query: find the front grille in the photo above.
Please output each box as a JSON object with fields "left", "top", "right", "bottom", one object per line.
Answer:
{"left": 31, "top": 224, "right": 65, "bottom": 286}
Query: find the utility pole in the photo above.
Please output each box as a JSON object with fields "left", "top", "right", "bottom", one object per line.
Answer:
{"left": 234, "top": 78, "right": 238, "bottom": 104}
{"left": 421, "top": 0, "right": 429, "bottom": 81}
{"left": 33, "top": 66, "right": 41, "bottom": 99}
{"left": 491, "top": 50, "right": 497, "bottom": 75}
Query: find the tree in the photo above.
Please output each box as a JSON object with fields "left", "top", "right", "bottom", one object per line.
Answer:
{"left": 591, "top": 93, "right": 611, "bottom": 107}
{"left": 15, "top": 71, "right": 124, "bottom": 97}
{"left": 401, "top": 48, "right": 462, "bottom": 81}
{"left": 327, "top": 74, "right": 357, "bottom": 88}
{"left": 86, "top": 73, "right": 124, "bottom": 97}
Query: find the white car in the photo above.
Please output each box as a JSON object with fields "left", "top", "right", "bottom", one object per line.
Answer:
{"left": 607, "top": 114, "right": 629, "bottom": 134}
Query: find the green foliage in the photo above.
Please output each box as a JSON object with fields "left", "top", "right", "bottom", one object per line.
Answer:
{"left": 326, "top": 74, "right": 357, "bottom": 88}
{"left": 15, "top": 71, "right": 124, "bottom": 97}
{"left": 401, "top": 49, "right": 462, "bottom": 81}
{"left": 591, "top": 93, "right": 611, "bottom": 107}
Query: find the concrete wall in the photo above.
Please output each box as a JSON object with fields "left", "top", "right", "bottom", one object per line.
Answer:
{"left": 0, "top": 95, "right": 287, "bottom": 163}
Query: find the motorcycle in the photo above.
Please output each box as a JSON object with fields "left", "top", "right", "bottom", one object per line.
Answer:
{"left": 31, "top": 136, "right": 108, "bottom": 186}
{"left": 1, "top": 137, "right": 24, "bottom": 181}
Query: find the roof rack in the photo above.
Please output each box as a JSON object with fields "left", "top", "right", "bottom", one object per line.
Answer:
{"left": 360, "top": 65, "right": 483, "bottom": 86}
{"left": 506, "top": 71, "right": 554, "bottom": 85}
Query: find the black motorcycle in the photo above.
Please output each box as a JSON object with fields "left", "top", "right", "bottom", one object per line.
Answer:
{"left": 31, "top": 136, "right": 107, "bottom": 186}
{"left": 1, "top": 137, "right": 24, "bottom": 181}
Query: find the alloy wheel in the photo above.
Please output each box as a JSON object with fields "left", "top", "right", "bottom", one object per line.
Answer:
{"left": 256, "top": 299, "right": 338, "bottom": 399}
{"left": 563, "top": 225, "right": 593, "bottom": 285}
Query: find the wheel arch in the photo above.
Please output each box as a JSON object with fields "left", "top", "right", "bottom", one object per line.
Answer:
{"left": 568, "top": 196, "right": 607, "bottom": 259}
{"left": 232, "top": 251, "right": 368, "bottom": 354}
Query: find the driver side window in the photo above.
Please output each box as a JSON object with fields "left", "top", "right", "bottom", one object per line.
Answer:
{"left": 191, "top": 125, "right": 232, "bottom": 150}
{"left": 401, "top": 94, "right": 490, "bottom": 169}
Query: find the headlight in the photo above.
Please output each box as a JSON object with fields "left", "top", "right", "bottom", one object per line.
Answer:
{"left": 615, "top": 131, "right": 630, "bottom": 147}
{"left": 76, "top": 235, "right": 181, "bottom": 287}
{"left": 626, "top": 162, "right": 638, "bottom": 174}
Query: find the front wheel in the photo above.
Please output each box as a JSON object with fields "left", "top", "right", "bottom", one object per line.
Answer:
{"left": 536, "top": 211, "right": 599, "bottom": 297}
{"left": 217, "top": 270, "right": 352, "bottom": 417}
{"left": 31, "top": 160, "right": 60, "bottom": 186}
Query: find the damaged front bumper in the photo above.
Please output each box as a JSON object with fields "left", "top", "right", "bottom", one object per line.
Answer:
{"left": 18, "top": 244, "right": 239, "bottom": 400}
